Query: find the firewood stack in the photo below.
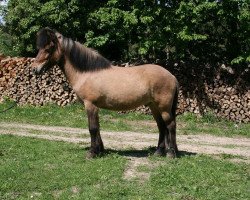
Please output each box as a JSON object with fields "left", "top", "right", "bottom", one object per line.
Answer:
{"left": 0, "top": 56, "right": 249, "bottom": 123}
{"left": 176, "top": 83, "right": 249, "bottom": 123}
{"left": 0, "top": 57, "right": 77, "bottom": 106}
{"left": 206, "top": 82, "right": 249, "bottom": 123}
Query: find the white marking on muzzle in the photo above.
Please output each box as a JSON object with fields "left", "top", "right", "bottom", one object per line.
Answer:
{"left": 31, "top": 61, "right": 46, "bottom": 74}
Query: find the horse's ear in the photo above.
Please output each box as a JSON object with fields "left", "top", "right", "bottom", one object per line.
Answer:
{"left": 55, "top": 32, "right": 62, "bottom": 40}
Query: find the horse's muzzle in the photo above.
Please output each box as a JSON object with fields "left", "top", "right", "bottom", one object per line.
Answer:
{"left": 30, "top": 64, "right": 42, "bottom": 75}
{"left": 30, "top": 61, "right": 47, "bottom": 75}
{"left": 32, "top": 67, "right": 40, "bottom": 75}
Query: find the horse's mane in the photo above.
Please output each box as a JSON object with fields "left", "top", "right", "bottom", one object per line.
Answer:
{"left": 61, "top": 37, "right": 111, "bottom": 72}
{"left": 36, "top": 28, "right": 112, "bottom": 72}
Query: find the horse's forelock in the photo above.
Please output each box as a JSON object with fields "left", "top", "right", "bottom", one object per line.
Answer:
{"left": 36, "top": 28, "right": 57, "bottom": 49}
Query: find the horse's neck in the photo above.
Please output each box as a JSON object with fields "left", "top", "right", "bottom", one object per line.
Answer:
{"left": 62, "top": 58, "right": 85, "bottom": 89}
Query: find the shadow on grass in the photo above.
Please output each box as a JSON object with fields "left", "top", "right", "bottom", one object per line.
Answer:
{"left": 83, "top": 146, "right": 197, "bottom": 158}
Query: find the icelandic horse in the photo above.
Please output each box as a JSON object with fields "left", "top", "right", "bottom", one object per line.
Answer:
{"left": 31, "top": 28, "right": 179, "bottom": 158}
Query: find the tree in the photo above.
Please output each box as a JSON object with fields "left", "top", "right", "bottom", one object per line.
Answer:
{"left": 85, "top": 0, "right": 249, "bottom": 65}
{"left": 0, "top": 0, "right": 104, "bottom": 56}
{"left": 0, "top": 0, "right": 249, "bottom": 67}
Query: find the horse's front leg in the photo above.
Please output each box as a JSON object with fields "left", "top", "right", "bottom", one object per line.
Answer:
{"left": 84, "top": 100, "right": 104, "bottom": 158}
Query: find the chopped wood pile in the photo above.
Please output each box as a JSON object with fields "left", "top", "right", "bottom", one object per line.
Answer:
{"left": 0, "top": 56, "right": 249, "bottom": 123}
{"left": 0, "top": 57, "right": 77, "bottom": 106}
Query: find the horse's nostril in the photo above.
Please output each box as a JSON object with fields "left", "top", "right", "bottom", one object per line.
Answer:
{"left": 32, "top": 68, "right": 38, "bottom": 75}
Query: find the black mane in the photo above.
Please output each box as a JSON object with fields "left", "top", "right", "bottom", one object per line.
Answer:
{"left": 62, "top": 37, "right": 111, "bottom": 72}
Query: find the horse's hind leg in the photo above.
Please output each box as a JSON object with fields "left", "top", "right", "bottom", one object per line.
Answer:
{"left": 84, "top": 100, "right": 104, "bottom": 158}
{"left": 166, "top": 118, "right": 178, "bottom": 158}
{"left": 149, "top": 104, "right": 167, "bottom": 156}
{"left": 167, "top": 119, "right": 178, "bottom": 154}
{"left": 161, "top": 111, "right": 177, "bottom": 158}
{"left": 167, "top": 87, "right": 179, "bottom": 156}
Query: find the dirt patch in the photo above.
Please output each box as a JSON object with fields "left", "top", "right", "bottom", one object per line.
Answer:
{"left": 123, "top": 157, "right": 151, "bottom": 181}
{"left": 1, "top": 122, "right": 249, "bottom": 181}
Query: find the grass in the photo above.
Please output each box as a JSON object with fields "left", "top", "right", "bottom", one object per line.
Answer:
{"left": 0, "top": 135, "right": 128, "bottom": 200}
{"left": 147, "top": 155, "right": 249, "bottom": 200}
{"left": 0, "top": 102, "right": 152, "bottom": 132}
{"left": 0, "top": 101, "right": 249, "bottom": 137}
{"left": 0, "top": 102, "right": 249, "bottom": 199}
{"left": 179, "top": 112, "right": 250, "bottom": 137}
{"left": 0, "top": 135, "right": 249, "bottom": 200}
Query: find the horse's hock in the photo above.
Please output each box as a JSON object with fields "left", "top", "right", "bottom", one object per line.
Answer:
{"left": 0, "top": 56, "right": 249, "bottom": 123}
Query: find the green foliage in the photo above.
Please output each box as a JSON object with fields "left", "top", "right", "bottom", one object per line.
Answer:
{"left": 0, "top": 0, "right": 249, "bottom": 66}
{"left": 0, "top": 0, "right": 97, "bottom": 56}
{"left": 85, "top": 0, "right": 250, "bottom": 65}
{"left": 0, "top": 29, "right": 17, "bottom": 56}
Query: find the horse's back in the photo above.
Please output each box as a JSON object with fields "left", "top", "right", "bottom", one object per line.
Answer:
{"left": 119, "top": 64, "right": 178, "bottom": 106}
{"left": 134, "top": 64, "right": 177, "bottom": 89}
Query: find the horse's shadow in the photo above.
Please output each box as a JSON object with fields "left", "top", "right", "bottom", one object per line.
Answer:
{"left": 83, "top": 147, "right": 196, "bottom": 158}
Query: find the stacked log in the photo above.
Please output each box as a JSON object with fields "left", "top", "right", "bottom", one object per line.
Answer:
{"left": 176, "top": 82, "right": 249, "bottom": 123}
{"left": 0, "top": 57, "right": 19, "bottom": 92}
{"left": 0, "top": 57, "right": 249, "bottom": 123}
{"left": 0, "top": 57, "right": 77, "bottom": 106}
{"left": 206, "top": 83, "right": 249, "bottom": 123}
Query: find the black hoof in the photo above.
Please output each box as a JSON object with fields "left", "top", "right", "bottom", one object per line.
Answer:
{"left": 86, "top": 147, "right": 105, "bottom": 159}
{"left": 86, "top": 151, "right": 98, "bottom": 159}
{"left": 166, "top": 148, "right": 176, "bottom": 159}
{"left": 154, "top": 147, "right": 166, "bottom": 156}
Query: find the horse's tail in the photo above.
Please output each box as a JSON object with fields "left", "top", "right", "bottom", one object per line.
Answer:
{"left": 170, "top": 79, "right": 179, "bottom": 154}
{"left": 172, "top": 80, "right": 179, "bottom": 119}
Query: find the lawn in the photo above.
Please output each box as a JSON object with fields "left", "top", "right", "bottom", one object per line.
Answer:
{"left": 0, "top": 101, "right": 249, "bottom": 137}
{"left": 0, "top": 135, "right": 249, "bottom": 200}
{"left": 0, "top": 102, "right": 250, "bottom": 199}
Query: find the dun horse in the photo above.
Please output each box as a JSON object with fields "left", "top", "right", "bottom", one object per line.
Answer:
{"left": 31, "top": 28, "right": 179, "bottom": 158}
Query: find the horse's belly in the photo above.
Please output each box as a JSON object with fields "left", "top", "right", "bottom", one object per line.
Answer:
{"left": 97, "top": 100, "right": 146, "bottom": 111}
{"left": 97, "top": 88, "right": 150, "bottom": 111}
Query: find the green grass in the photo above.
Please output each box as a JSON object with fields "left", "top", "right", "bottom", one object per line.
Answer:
{"left": 147, "top": 156, "right": 249, "bottom": 200}
{"left": 0, "top": 101, "right": 249, "bottom": 137}
{"left": 0, "top": 135, "right": 249, "bottom": 200}
{"left": 0, "top": 102, "right": 152, "bottom": 132}
{"left": 179, "top": 112, "right": 250, "bottom": 137}
{"left": 0, "top": 135, "right": 128, "bottom": 200}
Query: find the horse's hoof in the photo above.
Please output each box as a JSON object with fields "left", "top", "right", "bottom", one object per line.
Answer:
{"left": 154, "top": 148, "right": 166, "bottom": 156}
{"left": 86, "top": 151, "right": 98, "bottom": 159}
{"left": 166, "top": 148, "right": 176, "bottom": 159}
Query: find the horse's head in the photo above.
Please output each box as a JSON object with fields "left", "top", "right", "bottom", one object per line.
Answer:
{"left": 31, "top": 28, "right": 63, "bottom": 75}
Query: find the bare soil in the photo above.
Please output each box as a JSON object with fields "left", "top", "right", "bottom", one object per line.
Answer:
{"left": 1, "top": 122, "right": 249, "bottom": 181}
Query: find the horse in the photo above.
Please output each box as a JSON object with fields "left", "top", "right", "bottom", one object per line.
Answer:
{"left": 31, "top": 28, "right": 179, "bottom": 158}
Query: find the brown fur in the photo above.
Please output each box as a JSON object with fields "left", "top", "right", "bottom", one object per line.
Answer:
{"left": 31, "top": 28, "right": 179, "bottom": 158}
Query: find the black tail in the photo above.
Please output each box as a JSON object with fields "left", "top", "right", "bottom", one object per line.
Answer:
{"left": 172, "top": 81, "right": 179, "bottom": 119}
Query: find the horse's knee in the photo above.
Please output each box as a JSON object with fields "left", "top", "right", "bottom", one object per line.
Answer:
{"left": 161, "top": 112, "right": 172, "bottom": 124}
